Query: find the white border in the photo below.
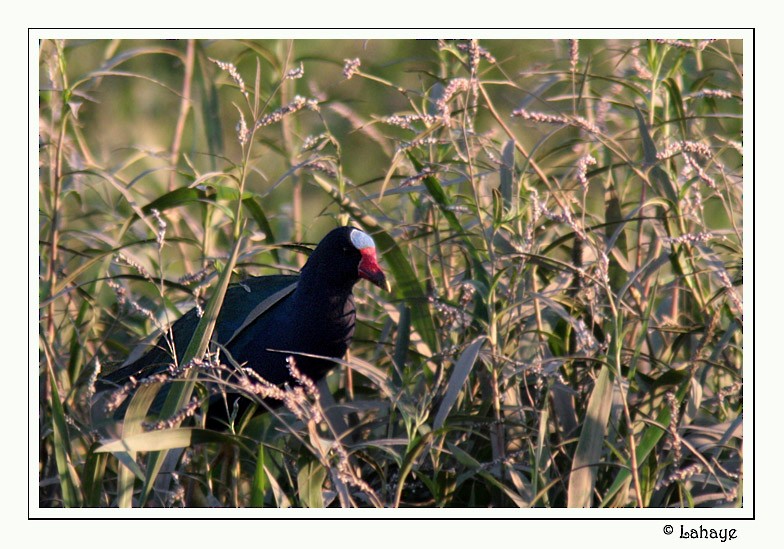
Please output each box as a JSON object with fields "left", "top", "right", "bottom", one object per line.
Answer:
{"left": 24, "top": 26, "right": 757, "bottom": 544}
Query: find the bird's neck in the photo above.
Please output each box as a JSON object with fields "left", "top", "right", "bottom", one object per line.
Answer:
{"left": 290, "top": 280, "right": 357, "bottom": 353}
{"left": 297, "top": 262, "right": 356, "bottom": 301}
{"left": 293, "top": 279, "right": 354, "bottom": 311}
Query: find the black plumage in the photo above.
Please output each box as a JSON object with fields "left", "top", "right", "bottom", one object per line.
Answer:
{"left": 97, "top": 226, "right": 388, "bottom": 424}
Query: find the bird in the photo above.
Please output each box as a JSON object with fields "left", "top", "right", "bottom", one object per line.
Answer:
{"left": 95, "top": 226, "right": 389, "bottom": 427}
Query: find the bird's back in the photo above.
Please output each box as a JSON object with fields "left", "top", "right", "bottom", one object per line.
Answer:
{"left": 98, "top": 274, "right": 300, "bottom": 388}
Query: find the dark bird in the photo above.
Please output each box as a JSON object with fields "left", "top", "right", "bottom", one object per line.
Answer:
{"left": 96, "top": 226, "right": 389, "bottom": 426}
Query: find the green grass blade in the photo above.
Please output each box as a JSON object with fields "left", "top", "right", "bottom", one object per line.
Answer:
{"left": 447, "top": 442, "right": 482, "bottom": 469}
{"left": 82, "top": 442, "right": 109, "bottom": 507}
{"left": 242, "top": 197, "right": 280, "bottom": 263}
{"left": 112, "top": 451, "right": 146, "bottom": 483}
{"left": 97, "top": 428, "right": 231, "bottom": 453}
{"left": 634, "top": 105, "right": 678, "bottom": 204}
{"left": 663, "top": 77, "right": 688, "bottom": 138}
{"left": 297, "top": 459, "right": 327, "bottom": 508}
{"left": 116, "top": 381, "right": 163, "bottom": 507}
{"left": 600, "top": 376, "right": 691, "bottom": 507}
{"left": 66, "top": 298, "right": 91, "bottom": 386}
{"left": 250, "top": 443, "right": 268, "bottom": 507}
{"left": 392, "top": 304, "right": 411, "bottom": 385}
{"left": 567, "top": 364, "right": 614, "bottom": 507}
{"left": 634, "top": 105, "right": 658, "bottom": 165}
{"left": 433, "top": 336, "right": 486, "bottom": 430}
{"left": 477, "top": 471, "right": 528, "bottom": 508}
{"left": 406, "top": 154, "right": 491, "bottom": 323}
{"left": 499, "top": 139, "right": 516, "bottom": 213}
{"left": 140, "top": 187, "right": 208, "bottom": 216}
{"left": 196, "top": 47, "right": 224, "bottom": 165}
{"left": 137, "top": 236, "right": 243, "bottom": 506}
{"left": 46, "top": 361, "right": 82, "bottom": 507}
{"left": 393, "top": 431, "right": 434, "bottom": 507}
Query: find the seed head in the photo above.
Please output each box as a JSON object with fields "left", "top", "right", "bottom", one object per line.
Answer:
{"left": 343, "top": 58, "right": 361, "bottom": 79}
{"left": 209, "top": 58, "right": 248, "bottom": 98}
{"left": 569, "top": 39, "right": 579, "bottom": 72}
{"left": 285, "top": 63, "right": 304, "bottom": 80}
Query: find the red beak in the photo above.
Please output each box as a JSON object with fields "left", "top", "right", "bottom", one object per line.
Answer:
{"left": 358, "top": 247, "right": 390, "bottom": 292}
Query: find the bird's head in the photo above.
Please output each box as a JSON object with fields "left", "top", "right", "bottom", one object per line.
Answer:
{"left": 301, "top": 226, "right": 390, "bottom": 292}
{"left": 349, "top": 228, "right": 390, "bottom": 292}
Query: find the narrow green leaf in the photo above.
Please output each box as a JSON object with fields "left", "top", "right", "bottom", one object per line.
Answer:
{"left": 250, "top": 444, "right": 268, "bottom": 507}
{"left": 406, "top": 154, "right": 491, "bottom": 323}
{"left": 663, "top": 78, "right": 688, "bottom": 138}
{"left": 532, "top": 397, "right": 551, "bottom": 500}
{"left": 477, "top": 471, "right": 529, "bottom": 508}
{"left": 628, "top": 279, "right": 659, "bottom": 382}
{"left": 71, "top": 70, "right": 183, "bottom": 97}
{"left": 140, "top": 187, "right": 208, "bottom": 216}
{"left": 198, "top": 50, "right": 224, "bottom": 164}
{"left": 66, "top": 298, "right": 91, "bottom": 385}
{"left": 253, "top": 57, "right": 261, "bottom": 114}
{"left": 568, "top": 364, "right": 614, "bottom": 508}
{"left": 392, "top": 304, "right": 411, "bottom": 385}
{"left": 634, "top": 105, "right": 658, "bottom": 165}
{"left": 393, "top": 431, "right": 434, "bottom": 507}
{"left": 97, "top": 428, "right": 229, "bottom": 453}
{"left": 242, "top": 196, "right": 280, "bottom": 263}
{"left": 46, "top": 362, "right": 82, "bottom": 507}
{"left": 346, "top": 356, "right": 397, "bottom": 402}
{"left": 634, "top": 105, "right": 678, "bottom": 204}
{"left": 43, "top": 236, "right": 196, "bottom": 304}
{"left": 600, "top": 376, "right": 691, "bottom": 507}
{"left": 447, "top": 442, "right": 482, "bottom": 469}
{"left": 297, "top": 459, "right": 327, "bottom": 508}
{"left": 111, "top": 451, "right": 146, "bottom": 482}
{"left": 603, "top": 171, "right": 629, "bottom": 289}
{"left": 491, "top": 187, "right": 503, "bottom": 228}
{"left": 85, "top": 46, "right": 183, "bottom": 78}
{"left": 499, "top": 139, "right": 516, "bottom": 213}
{"left": 138, "top": 236, "right": 243, "bottom": 505}
{"left": 82, "top": 443, "right": 109, "bottom": 508}
{"left": 117, "top": 382, "right": 163, "bottom": 507}
{"left": 433, "top": 336, "right": 486, "bottom": 430}
{"left": 265, "top": 463, "right": 291, "bottom": 509}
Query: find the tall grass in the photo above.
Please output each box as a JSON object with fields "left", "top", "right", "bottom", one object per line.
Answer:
{"left": 38, "top": 38, "right": 743, "bottom": 508}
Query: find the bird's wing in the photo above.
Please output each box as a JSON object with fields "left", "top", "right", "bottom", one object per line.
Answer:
{"left": 100, "top": 275, "right": 300, "bottom": 385}
{"left": 220, "top": 277, "right": 298, "bottom": 347}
